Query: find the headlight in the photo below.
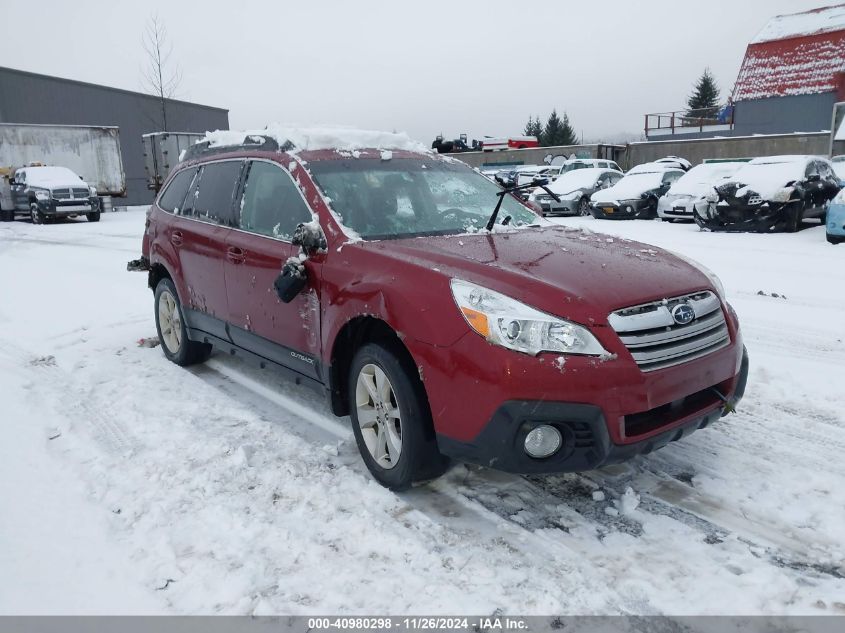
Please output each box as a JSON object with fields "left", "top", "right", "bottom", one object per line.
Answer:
{"left": 33, "top": 188, "right": 50, "bottom": 201}
{"left": 89, "top": 186, "right": 97, "bottom": 196}
{"left": 450, "top": 279, "right": 607, "bottom": 356}
{"left": 670, "top": 252, "right": 726, "bottom": 301}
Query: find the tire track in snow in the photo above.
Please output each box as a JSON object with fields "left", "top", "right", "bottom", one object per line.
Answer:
{"left": 0, "top": 337, "right": 139, "bottom": 455}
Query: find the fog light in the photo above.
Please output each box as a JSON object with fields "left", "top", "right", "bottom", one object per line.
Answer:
{"left": 524, "top": 425, "right": 562, "bottom": 458}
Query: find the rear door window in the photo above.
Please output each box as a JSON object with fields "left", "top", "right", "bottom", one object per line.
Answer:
{"left": 158, "top": 167, "right": 197, "bottom": 213}
{"left": 190, "top": 160, "right": 243, "bottom": 226}
{"left": 237, "top": 161, "right": 312, "bottom": 240}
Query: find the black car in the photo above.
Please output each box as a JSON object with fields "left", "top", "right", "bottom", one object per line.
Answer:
{"left": 695, "top": 156, "right": 840, "bottom": 232}
{"left": 590, "top": 167, "right": 684, "bottom": 220}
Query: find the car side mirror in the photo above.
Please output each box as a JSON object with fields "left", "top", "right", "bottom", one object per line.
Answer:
{"left": 274, "top": 259, "right": 308, "bottom": 303}
{"left": 291, "top": 222, "right": 327, "bottom": 256}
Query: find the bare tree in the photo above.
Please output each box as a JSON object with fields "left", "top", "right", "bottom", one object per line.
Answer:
{"left": 141, "top": 15, "right": 182, "bottom": 131}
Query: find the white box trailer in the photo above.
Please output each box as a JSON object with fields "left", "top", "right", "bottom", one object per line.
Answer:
{"left": 142, "top": 131, "right": 205, "bottom": 192}
{"left": 0, "top": 123, "right": 126, "bottom": 197}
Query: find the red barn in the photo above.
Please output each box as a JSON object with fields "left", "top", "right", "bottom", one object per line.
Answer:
{"left": 731, "top": 4, "right": 845, "bottom": 135}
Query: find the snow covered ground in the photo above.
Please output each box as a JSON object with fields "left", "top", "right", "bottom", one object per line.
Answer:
{"left": 1, "top": 209, "right": 844, "bottom": 615}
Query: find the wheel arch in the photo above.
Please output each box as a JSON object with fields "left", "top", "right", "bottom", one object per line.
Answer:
{"left": 327, "top": 315, "right": 423, "bottom": 418}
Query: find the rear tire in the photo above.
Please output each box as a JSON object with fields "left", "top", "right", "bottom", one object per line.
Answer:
{"left": 87, "top": 211, "right": 101, "bottom": 222}
{"left": 154, "top": 278, "right": 212, "bottom": 366}
{"left": 349, "top": 341, "right": 448, "bottom": 490}
{"left": 827, "top": 234, "right": 843, "bottom": 244}
{"left": 785, "top": 202, "right": 803, "bottom": 233}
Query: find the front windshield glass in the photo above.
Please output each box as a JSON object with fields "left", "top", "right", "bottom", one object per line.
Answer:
{"left": 308, "top": 157, "right": 540, "bottom": 239}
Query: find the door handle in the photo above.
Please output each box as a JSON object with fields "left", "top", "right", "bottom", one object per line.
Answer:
{"left": 227, "top": 246, "right": 246, "bottom": 263}
{"left": 170, "top": 230, "right": 183, "bottom": 246}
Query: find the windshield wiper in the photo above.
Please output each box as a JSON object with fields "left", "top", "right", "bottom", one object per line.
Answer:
{"left": 486, "top": 177, "right": 561, "bottom": 231}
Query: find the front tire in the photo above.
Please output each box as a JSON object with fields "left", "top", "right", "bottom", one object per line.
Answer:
{"left": 154, "top": 278, "right": 211, "bottom": 366}
{"left": 87, "top": 211, "right": 101, "bottom": 222}
{"left": 349, "top": 342, "right": 448, "bottom": 490}
{"left": 578, "top": 197, "right": 590, "bottom": 216}
{"left": 30, "top": 204, "right": 44, "bottom": 225}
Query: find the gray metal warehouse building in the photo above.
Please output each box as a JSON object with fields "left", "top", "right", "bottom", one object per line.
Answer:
{"left": 0, "top": 66, "right": 229, "bottom": 205}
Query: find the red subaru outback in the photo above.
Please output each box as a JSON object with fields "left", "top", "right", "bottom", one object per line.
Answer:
{"left": 131, "top": 131, "right": 748, "bottom": 490}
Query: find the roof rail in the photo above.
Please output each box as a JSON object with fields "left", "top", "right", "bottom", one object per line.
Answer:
{"left": 181, "top": 134, "right": 293, "bottom": 162}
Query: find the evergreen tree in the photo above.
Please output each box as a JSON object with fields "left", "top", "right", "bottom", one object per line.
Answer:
{"left": 542, "top": 110, "right": 563, "bottom": 147}
{"left": 542, "top": 110, "right": 578, "bottom": 146}
{"left": 523, "top": 115, "right": 543, "bottom": 142}
{"left": 559, "top": 112, "right": 578, "bottom": 146}
{"left": 687, "top": 69, "right": 720, "bottom": 119}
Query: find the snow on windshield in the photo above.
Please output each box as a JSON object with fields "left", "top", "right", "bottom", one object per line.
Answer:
{"left": 668, "top": 163, "right": 743, "bottom": 197}
{"left": 731, "top": 157, "right": 808, "bottom": 198}
{"left": 199, "top": 125, "right": 429, "bottom": 154}
{"left": 23, "top": 166, "right": 84, "bottom": 186}
{"left": 548, "top": 168, "right": 610, "bottom": 194}
{"left": 307, "top": 157, "right": 539, "bottom": 239}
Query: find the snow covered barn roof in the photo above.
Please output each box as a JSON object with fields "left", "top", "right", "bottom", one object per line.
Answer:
{"left": 732, "top": 4, "right": 845, "bottom": 102}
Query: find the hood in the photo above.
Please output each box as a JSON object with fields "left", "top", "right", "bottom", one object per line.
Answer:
{"left": 591, "top": 173, "right": 663, "bottom": 203}
{"left": 723, "top": 160, "right": 806, "bottom": 200}
{"left": 361, "top": 226, "right": 712, "bottom": 323}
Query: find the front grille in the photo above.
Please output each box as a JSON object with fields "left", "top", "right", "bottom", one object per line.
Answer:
{"left": 72, "top": 187, "right": 89, "bottom": 198}
{"left": 609, "top": 291, "right": 729, "bottom": 372}
{"left": 52, "top": 188, "right": 71, "bottom": 199}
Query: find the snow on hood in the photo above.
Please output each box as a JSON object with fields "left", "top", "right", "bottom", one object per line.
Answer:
{"left": 727, "top": 156, "right": 808, "bottom": 199}
{"left": 591, "top": 172, "right": 665, "bottom": 203}
{"left": 199, "top": 125, "right": 429, "bottom": 154}
{"left": 22, "top": 166, "right": 88, "bottom": 188}
{"left": 547, "top": 168, "right": 612, "bottom": 195}
{"left": 667, "top": 162, "right": 743, "bottom": 197}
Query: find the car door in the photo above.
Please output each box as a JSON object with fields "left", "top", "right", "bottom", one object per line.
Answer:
{"left": 223, "top": 159, "right": 321, "bottom": 379}
{"left": 173, "top": 159, "right": 243, "bottom": 339}
{"left": 11, "top": 169, "right": 28, "bottom": 211}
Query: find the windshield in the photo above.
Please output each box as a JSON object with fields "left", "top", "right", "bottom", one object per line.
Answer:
{"left": 308, "top": 157, "right": 540, "bottom": 239}
{"left": 669, "top": 163, "right": 742, "bottom": 195}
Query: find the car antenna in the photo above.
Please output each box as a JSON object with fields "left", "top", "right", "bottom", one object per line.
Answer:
{"left": 486, "top": 177, "right": 561, "bottom": 231}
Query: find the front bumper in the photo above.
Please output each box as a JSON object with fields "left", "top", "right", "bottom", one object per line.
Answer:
{"left": 36, "top": 198, "right": 95, "bottom": 216}
{"left": 591, "top": 199, "right": 649, "bottom": 220}
{"left": 437, "top": 347, "right": 749, "bottom": 474}
{"left": 657, "top": 196, "right": 697, "bottom": 220}
{"left": 696, "top": 200, "right": 795, "bottom": 232}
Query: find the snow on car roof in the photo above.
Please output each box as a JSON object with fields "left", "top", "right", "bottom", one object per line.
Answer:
{"left": 199, "top": 125, "right": 429, "bottom": 154}
{"left": 20, "top": 166, "right": 84, "bottom": 185}
{"left": 751, "top": 4, "right": 845, "bottom": 44}
{"left": 548, "top": 168, "right": 614, "bottom": 194}
{"left": 746, "top": 155, "right": 812, "bottom": 165}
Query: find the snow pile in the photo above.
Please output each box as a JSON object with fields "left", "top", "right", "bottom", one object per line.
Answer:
{"left": 751, "top": 4, "right": 845, "bottom": 44}
{"left": 199, "top": 125, "right": 428, "bottom": 154}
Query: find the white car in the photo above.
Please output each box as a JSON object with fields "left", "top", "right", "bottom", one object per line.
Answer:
{"left": 657, "top": 162, "right": 745, "bottom": 222}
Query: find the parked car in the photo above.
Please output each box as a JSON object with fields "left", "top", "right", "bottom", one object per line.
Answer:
{"left": 515, "top": 165, "right": 555, "bottom": 187}
{"left": 826, "top": 188, "right": 845, "bottom": 244}
{"left": 657, "top": 162, "right": 744, "bottom": 222}
{"left": 9, "top": 165, "right": 99, "bottom": 224}
{"left": 590, "top": 168, "right": 684, "bottom": 219}
{"left": 548, "top": 158, "right": 622, "bottom": 179}
{"left": 695, "top": 155, "right": 840, "bottom": 232}
{"left": 130, "top": 130, "right": 747, "bottom": 490}
{"left": 528, "top": 168, "right": 623, "bottom": 216}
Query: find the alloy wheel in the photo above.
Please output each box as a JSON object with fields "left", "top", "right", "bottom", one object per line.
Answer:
{"left": 158, "top": 289, "right": 182, "bottom": 354}
{"left": 355, "top": 363, "right": 402, "bottom": 469}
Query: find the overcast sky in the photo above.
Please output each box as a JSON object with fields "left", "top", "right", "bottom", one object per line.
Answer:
{"left": 0, "top": 0, "right": 836, "bottom": 143}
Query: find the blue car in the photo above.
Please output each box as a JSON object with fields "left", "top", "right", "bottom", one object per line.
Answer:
{"left": 828, "top": 189, "right": 845, "bottom": 244}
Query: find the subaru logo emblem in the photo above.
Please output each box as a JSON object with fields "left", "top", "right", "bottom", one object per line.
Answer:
{"left": 671, "top": 303, "right": 695, "bottom": 325}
